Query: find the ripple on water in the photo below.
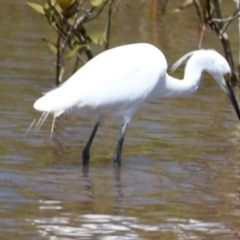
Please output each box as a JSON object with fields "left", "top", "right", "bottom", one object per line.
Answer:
{"left": 29, "top": 213, "right": 233, "bottom": 240}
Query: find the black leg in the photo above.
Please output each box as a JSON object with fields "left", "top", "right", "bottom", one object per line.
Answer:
{"left": 113, "top": 120, "right": 128, "bottom": 165}
{"left": 82, "top": 120, "right": 100, "bottom": 166}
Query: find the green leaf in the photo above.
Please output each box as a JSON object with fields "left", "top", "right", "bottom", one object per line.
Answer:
{"left": 90, "top": 0, "right": 103, "bottom": 7}
{"left": 27, "top": 2, "right": 45, "bottom": 15}
{"left": 44, "top": 1, "right": 63, "bottom": 15}
{"left": 57, "top": 0, "right": 75, "bottom": 11}
{"left": 89, "top": 31, "right": 105, "bottom": 45}
{"left": 42, "top": 38, "right": 58, "bottom": 54}
{"left": 68, "top": 44, "right": 86, "bottom": 58}
{"left": 69, "top": 34, "right": 78, "bottom": 47}
{"left": 48, "top": 43, "right": 58, "bottom": 54}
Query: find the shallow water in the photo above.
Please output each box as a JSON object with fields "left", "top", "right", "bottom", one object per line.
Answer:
{"left": 1, "top": 1, "right": 240, "bottom": 239}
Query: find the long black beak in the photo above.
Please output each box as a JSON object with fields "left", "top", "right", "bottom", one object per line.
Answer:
{"left": 226, "top": 80, "right": 240, "bottom": 120}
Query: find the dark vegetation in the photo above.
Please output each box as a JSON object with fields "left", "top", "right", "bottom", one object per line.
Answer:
{"left": 27, "top": 0, "right": 121, "bottom": 85}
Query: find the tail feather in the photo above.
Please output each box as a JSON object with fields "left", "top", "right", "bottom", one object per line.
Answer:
{"left": 33, "top": 88, "right": 65, "bottom": 116}
{"left": 34, "top": 95, "right": 53, "bottom": 112}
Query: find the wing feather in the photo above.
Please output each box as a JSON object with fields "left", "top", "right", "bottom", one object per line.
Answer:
{"left": 34, "top": 43, "right": 167, "bottom": 116}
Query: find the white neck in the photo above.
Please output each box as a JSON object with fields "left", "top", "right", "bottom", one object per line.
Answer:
{"left": 159, "top": 50, "right": 215, "bottom": 98}
{"left": 162, "top": 73, "right": 200, "bottom": 97}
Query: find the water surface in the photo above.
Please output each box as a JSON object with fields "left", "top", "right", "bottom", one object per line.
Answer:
{"left": 1, "top": 1, "right": 240, "bottom": 239}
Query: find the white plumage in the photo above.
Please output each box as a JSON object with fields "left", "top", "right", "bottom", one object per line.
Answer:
{"left": 33, "top": 43, "right": 240, "bottom": 165}
{"left": 34, "top": 44, "right": 166, "bottom": 118}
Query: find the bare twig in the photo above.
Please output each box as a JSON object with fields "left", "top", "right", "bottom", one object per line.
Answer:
{"left": 237, "top": 1, "right": 240, "bottom": 78}
{"left": 212, "top": 10, "right": 239, "bottom": 24}
{"left": 173, "top": 0, "right": 192, "bottom": 13}
{"left": 103, "top": 0, "right": 122, "bottom": 49}
{"left": 74, "top": 6, "right": 95, "bottom": 28}
{"left": 86, "top": 2, "right": 107, "bottom": 22}
{"left": 112, "top": 0, "right": 122, "bottom": 17}
{"left": 59, "top": 62, "right": 65, "bottom": 83}
{"left": 104, "top": 0, "right": 114, "bottom": 49}
{"left": 221, "top": 10, "right": 239, "bottom": 36}
{"left": 193, "top": 0, "right": 206, "bottom": 48}
{"left": 211, "top": 0, "right": 223, "bottom": 29}
{"left": 56, "top": 32, "right": 62, "bottom": 85}
{"left": 60, "top": 0, "right": 86, "bottom": 59}
{"left": 47, "top": 0, "right": 64, "bottom": 22}
{"left": 47, "top": 0, "right": 94, "bottom": 61}
{"left": 207, "top": 0, "right": 238, "bottom": 84}
{"left": 41, "top": 0, "right": 118, "bottom": 83}
{"left": 47, "top": 0, "right": 68, "bottom": 85}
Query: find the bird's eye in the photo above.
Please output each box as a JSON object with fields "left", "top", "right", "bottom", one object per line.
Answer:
{"left": 224, "top": 72, "right": 231, "bottom": 82}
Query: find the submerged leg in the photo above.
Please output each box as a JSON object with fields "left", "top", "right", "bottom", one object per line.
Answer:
{"left": 82, "top": 120, "right": 100, "bottom": 166}
{"left": 113, "top": 119, "right": 129, "bottom": 165}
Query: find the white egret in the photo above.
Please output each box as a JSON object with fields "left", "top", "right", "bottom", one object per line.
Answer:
{"left": 33, "top": 43, "right": 240, "bottom": 165}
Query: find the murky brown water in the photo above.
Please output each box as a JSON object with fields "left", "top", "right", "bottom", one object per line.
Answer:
{"left": 1, "top": 1, "right": 240, "bottom": 239}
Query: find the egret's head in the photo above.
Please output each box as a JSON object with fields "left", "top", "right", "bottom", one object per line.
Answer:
{"left": 206, "top": 50, "right": 230, "bottom": 90}
{"left": 172, "top": 49, "right": 240, "bottom": 120}
{"left": 204, "top": 50, "right": 240, "bottom": 121}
